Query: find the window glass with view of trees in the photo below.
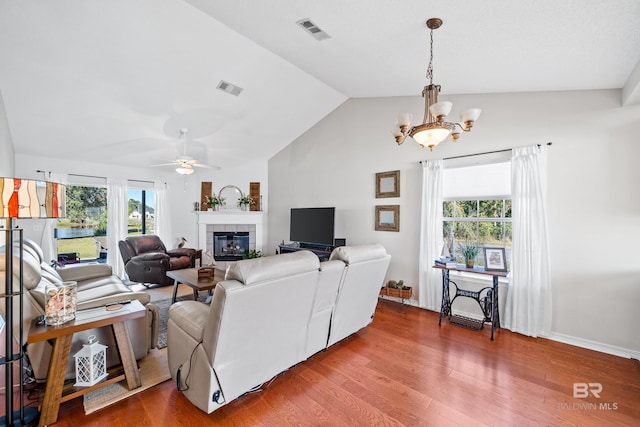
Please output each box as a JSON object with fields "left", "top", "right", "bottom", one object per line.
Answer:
{"left": 55, "top": 186, "right": 156, "bottom": 263}
{"left": 127, "top": 189, "right": 155, "bottom": 236}
{"left": 443, "top": 199, "right": 512, "bottom": 268}
{"left": 56, "top": 185, "right": 107, "bottom": 262}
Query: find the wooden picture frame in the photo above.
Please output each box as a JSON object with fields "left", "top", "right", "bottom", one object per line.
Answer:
{"left": 376, "top": 170, "right": 400, "bottom": 198}
{"left": 375, "top": 205, "right": 399, "bottom": 232}
{"left": 484, "top": 247, "right": 507, "bottom": 271}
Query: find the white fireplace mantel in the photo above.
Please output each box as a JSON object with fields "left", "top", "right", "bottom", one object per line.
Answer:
{"left": 197, "top": 211, "right": 265, "bottom": 253}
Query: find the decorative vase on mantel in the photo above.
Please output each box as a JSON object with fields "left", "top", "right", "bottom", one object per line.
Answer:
{"left": 465, "top": 258, "right": 474, "bottom": 269}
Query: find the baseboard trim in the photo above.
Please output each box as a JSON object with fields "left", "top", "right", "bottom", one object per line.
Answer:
{"left": 543, "top": 332, "right": 640, "bottom": 360}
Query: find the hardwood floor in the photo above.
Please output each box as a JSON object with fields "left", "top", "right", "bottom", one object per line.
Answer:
{"left": 43, "top": 299, "right": 640, "bottom": 426}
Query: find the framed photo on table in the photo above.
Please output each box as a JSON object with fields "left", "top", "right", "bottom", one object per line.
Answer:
{"left": 375, "top": 205, "right": 399, "bottom": 232}
{"left": 484, "top": 247, "right": 507, "bottom": 272}
{"left": 376, "top": 170, "right": 400, "bottom": 198}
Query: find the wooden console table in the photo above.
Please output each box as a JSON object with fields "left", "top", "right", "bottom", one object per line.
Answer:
{"left": 433, "top": 265, "right": 508, "bottom": 340}
{"left": 28, "top": 300, "right": 146, "bottom": 426}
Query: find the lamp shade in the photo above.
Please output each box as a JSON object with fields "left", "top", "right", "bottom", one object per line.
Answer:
{"left": 460, "top": 108, "right": 482, "bottom": 123}
{"left": 429, "top": 101, "right": 453, "bottom": 119}
{"left": 0, "top": 178, "right": 65, "bottom": 219}
{"left": 396, "top": 113, "right": 413, "bottom": 127}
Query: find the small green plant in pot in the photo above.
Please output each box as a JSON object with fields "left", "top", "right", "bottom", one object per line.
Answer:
{"left": 205, "top": 195, "right": 225, "bottom": 210}
{"left": 237, "top": 195, "right": 254, "bottom": 211}
{"left": 458, "top": 243, "right": 480, "bottom": 268}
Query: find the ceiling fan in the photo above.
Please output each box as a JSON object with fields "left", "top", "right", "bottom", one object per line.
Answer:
{"left": 151, "top": 128, "right": 220, "bottom": 174}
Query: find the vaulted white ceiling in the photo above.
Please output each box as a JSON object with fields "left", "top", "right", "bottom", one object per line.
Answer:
{"left": 1, "top": 0, "right": 639, "bottom": 172}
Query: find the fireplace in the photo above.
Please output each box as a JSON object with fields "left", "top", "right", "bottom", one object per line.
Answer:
{"left": 213, "top": 231, "right": 250, "bottom": 261}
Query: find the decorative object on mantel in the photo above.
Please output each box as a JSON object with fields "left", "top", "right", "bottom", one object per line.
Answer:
{"left": 375, "top": 205, "right": 400, "bottom": 232}
{"left": 376, "top": 170, "right": 400, "bottom": 198}
{"left": 249, "top": 182, "right": 261, "bottom": 211}
{"left": 392, "top": 18, "right": 481, "bottom": 151}
{"left": 238, "top": 195, "right": 255, "bottom": 211}
{"left": 379, "top": 280, "right": 412, "bottom": 299}
{"left": 204, "top": 195, "right": 225, "bottom": 211}
{"left": 218, "top": 185, "right": 244, "bottom": 211}
{"left": 200, "top": 181, "right": 212, "bottom": 211}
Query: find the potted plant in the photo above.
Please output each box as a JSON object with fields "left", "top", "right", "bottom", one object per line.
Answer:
{"left": 204, "top": 195, "right": 225, "bottom": 211}
{"left": 379, "top": 279, "right": 412, "bottom": 299}
{"left": 237, "top": 195, "right": 255, "bottom": 211}
{"left": 458, "top": 243, "right": 480, "bottom": 268}
{"left": 243, "top": 249, "right": 262, "bottom": 259}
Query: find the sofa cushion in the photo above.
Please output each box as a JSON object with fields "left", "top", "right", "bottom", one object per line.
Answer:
{"left": 225, "top": 251, "right": 319, "bottom": 286}
{"left": 329, "top": 243, "right": 388, "bottom": 264}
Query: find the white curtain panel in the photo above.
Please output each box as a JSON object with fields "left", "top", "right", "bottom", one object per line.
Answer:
{"left": 504, "top": 145, "right": 552, "bottom": 337}
{"left": 418, "top": 159, "right": 444, "bottom": 310}
{"left": 106, "top": 177, "right": 128, "bottom": 278}
{"left": 154, "top": 181, "right": 173, "bottom": 247}
{"left": 41, "top": 172, "right": 67, "bottom": 264}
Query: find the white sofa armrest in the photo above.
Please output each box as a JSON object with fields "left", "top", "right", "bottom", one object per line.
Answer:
{"left": 169, "top": 301, "right": 210, "bottom": 342}
{"left": 57, "top": 263, "right": 113, "bottom": 282}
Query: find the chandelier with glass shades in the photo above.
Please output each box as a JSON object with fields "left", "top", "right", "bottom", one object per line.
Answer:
{"left": 393, "top": 18, "right": 481, "bottom": 151}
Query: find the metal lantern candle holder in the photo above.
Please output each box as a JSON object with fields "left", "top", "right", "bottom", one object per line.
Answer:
{"left": 74, "top": 335, "right": 108, "bottom": 386}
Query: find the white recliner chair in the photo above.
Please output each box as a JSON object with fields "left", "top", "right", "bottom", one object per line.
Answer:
{"left": 327, "top": 244, "right": 392, "bottom": 346}
{"left": 167, "top": 251, "right": 321, "bottom": 413}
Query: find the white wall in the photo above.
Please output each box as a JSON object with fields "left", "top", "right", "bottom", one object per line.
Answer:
{"left": 0, "top": 89, "right": 15, "bottom": 176}
{"left": 14, "top": 153, "right": 267, "bottom": 251}
{"left": 268, "top": 89, "right": 640, "bottom": 356}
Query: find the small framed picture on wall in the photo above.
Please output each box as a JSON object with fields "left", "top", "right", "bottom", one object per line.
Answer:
{"left": 376, "top": 170, "right": 400, "bottom": 198}
{"left": 375, "top": 205, "right": 399, "bottom": 232}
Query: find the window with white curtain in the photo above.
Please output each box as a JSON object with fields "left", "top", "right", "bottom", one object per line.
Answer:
{"left": 442, "top": 160, "right": 512, "bottom": 268}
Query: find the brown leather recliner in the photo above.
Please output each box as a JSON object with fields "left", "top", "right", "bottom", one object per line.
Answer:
{"left": 118, "top": 235, "right": 197, "bottom": 286}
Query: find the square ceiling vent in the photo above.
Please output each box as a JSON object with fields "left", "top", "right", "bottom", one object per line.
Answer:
{"left": 217, "top": 80, "right": 243, "bottom": 96}
{"left": 296, "top": 18, "right": 331, "bottom": 41}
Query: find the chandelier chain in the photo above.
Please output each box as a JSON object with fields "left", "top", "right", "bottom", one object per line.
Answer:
{"left": 426, "top": 28, "right": 434, "bottom": 85}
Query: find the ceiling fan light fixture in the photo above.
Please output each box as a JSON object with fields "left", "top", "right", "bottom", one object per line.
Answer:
{"left": 393, "top": 18, "right": 481, "bottom": 151}
{"left": 176, "top": 165, "right": 194, "bottom": 175}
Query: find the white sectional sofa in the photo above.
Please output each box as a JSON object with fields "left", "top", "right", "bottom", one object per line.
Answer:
{"left": 167, "top": 244, "right": 391, "bottom": 414}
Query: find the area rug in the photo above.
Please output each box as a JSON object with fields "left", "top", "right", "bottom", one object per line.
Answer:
{"left": 83, "top": 347, "right": 170, "bottom": 414}
{"left": 154, "top": 296, "right": 204, "bottom": 349}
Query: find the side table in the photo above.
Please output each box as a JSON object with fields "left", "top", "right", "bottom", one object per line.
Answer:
{"left": 27, "top": 300, "right": 146, "bottom": 426}
{"left": 433, "top": 265, "right": 508, "bottom": 340}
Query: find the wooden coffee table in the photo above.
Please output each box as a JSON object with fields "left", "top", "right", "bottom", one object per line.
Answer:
{"left": 167, "top": 267, "right": 225, "bottom": 304}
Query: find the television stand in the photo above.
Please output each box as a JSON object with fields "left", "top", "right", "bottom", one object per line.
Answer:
{"left": 279, "top": 242, "right": 335, "bottom": 261}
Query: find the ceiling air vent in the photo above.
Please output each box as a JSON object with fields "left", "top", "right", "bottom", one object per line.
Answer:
{"left": 296, "top": 18, "right": 331, "bottom": 41}
{"left": 216, "top": 80, "right": 243, "bottom": 96}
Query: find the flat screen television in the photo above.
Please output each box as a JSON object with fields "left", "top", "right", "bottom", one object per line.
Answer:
{"left": 290, "top": 207, "right": 335, "bottom": 246}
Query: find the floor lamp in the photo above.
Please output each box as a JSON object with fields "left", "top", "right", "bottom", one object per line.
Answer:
{"left": 0, "top": 177, "right": 65, "bottom": 427}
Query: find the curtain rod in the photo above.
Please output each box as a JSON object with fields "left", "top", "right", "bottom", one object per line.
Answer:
{"left": 37, "top": 170, "right": 156, "bottom": 185}
{"left": 419, "top": 142, "right": 552, "bottom": 163}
